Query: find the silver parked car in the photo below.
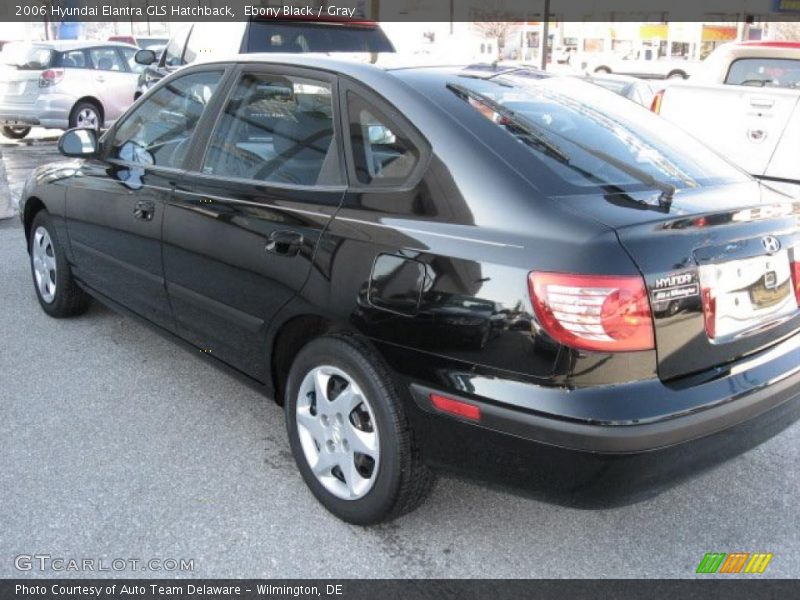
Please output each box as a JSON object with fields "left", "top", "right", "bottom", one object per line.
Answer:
{"left": 0, "top": 40, "right": 141, "bottom": 140}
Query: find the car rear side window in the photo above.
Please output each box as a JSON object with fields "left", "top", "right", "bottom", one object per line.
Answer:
{"left": 89, "top": 47, "right": 124, "bottom": 72}
{"left": 110, "top": 70, "right": 223, "bottom": 169}
{"left": 346, "top": 91, "right": 420, "bottom": 186}
{"left": 725, "top": 58, "right": 800, "bottom": 89}
{"left": 202, "top": 72, "right": 341, "bottom": 186}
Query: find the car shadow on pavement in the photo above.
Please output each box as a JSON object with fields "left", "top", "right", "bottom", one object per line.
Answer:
{"left": 418, "top": 395, "right": 800, "bottom": 510}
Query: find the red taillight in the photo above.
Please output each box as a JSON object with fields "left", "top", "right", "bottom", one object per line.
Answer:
{"left": 528, "top": 272, "right": 655, "bottom": 352}
{"left": 39, "top": 69, "right": 64, "bottom": 88}
{"left": 429, "top": 394, "right": 481, "bottom": 421}
{"left": 701, "top": 287, "right": 716, "bottom": 339}
{"left": 790, "top": 260, "right": 800, "bottom": 307}
{"left": 650, "top": 89, "right": 664, "bottom": 114}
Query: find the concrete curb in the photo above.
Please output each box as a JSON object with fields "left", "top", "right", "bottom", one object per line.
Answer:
{"left": 0, "top": 147, "right": 15, "bottom": 220}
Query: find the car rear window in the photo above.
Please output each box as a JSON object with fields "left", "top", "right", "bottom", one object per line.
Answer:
{"left": 450, "top": 73, "right": 747, "bottom": 196}
{"left": 725, "top": 58, "right": 800, "bottom": 89}
{"left": 0, "top": 43, "right": 53, "bottom": 69}
{"left": 246, "top": 22, "right": 394, "bottom": 53}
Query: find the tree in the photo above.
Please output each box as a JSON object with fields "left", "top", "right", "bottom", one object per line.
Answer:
{"left": 471, "top": 2, "right": 518, "bottom": 61}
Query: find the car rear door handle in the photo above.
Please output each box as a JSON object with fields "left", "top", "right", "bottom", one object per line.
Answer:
{"left": 133, "top": 200, "right": 155, "bottom": 221}
{"left": 266, "top": 230, "right": 304, "bottom": 256}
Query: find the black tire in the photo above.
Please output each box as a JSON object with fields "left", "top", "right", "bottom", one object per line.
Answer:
{"left": 667, "top": 70, "right": 688, "bottom": 80}
{"left": 69, "top": 100, "right": 103, "bottom": 131}
{"left": 594, "top": 66, "right": 611, "bottom": 74}
{"left": 29, "top": 211, "right": 91, "bottom": 318}
{"left": 284, "top": 334, "right": 435, "bottom": 525}
{"left": 2, "top": 125, "right": 31, "bottom": 139}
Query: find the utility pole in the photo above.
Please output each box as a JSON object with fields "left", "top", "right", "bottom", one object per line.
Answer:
{"left": 539, "top": 0, "right": 550, "bottom": 70}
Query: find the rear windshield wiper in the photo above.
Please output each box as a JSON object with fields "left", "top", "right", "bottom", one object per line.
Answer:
{"left": 448, "top": 82, "right": 676, "bottom": 210}
{"left": 447, "top": 83, "right": 570, "bottom": 164}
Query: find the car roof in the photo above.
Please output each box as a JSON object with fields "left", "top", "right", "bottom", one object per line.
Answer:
{"left": 25, "top": 40, "right": 137, "bottom": 51}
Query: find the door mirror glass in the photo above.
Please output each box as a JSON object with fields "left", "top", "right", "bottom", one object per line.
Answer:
{"left": 58, "top": 128, "right": 98, "bottom": 157}
{"left": 134, "top": 49, "right": 156, "bottom": 66}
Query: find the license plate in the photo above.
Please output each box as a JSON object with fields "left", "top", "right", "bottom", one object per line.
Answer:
{"left": 0, "top": 82, "right": 23, "bottom": 96}
{"left": 698, "top": 250, "right": 796, "bottom": 341}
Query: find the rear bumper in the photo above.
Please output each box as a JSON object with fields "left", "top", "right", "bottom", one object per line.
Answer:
{"left": 395, "top": 330, "right": 800, "bottom": 454}
{"left": 0, "top": 94, "right": 74, "bottom": 129}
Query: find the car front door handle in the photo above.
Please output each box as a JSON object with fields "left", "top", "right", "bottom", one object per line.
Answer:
{"left": 133, "top": 200, "right": 155, "bottom": 221}
{"left": 266, "top": 230, "right": 304, "bottom": 256}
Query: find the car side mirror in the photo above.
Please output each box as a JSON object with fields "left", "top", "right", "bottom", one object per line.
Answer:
{"left": 134, "top": 49, "right": 157, "bottom": 66}
{"left": 58, "top": 128, "right": 98, "bottom": 157}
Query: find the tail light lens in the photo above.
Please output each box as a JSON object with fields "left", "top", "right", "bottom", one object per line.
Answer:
{"left": 650, "top": 89, "right": 664, "bottom": 114}
{"left": 790, "top": 259, "right": 800, "bottom": 307}
{"left": 701, "top": 287, "right": 716, "bottom": 339}
{"left": 39, "top": 69, "right": 64, "bottom": 88}
{"left": 528, "top": 272, "right": 655, "bottom": 352}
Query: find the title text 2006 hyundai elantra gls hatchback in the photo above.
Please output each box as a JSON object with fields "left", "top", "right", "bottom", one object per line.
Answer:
{"left": 20, "top": 56, "right": 800, "bottom": 524}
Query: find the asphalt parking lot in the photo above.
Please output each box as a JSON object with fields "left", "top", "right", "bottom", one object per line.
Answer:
{"left": 1, "top": 138, "right": 799, "bottom": 578}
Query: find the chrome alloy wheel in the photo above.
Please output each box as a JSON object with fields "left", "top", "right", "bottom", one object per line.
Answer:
{"left": 296, "top": 365, "right": 380, "bottom": 500}
{"left": 32, "top": 226, "right": 57, "bottom": 303}
{"left": 76, "top": 107, "right": 99, "bottom": 130}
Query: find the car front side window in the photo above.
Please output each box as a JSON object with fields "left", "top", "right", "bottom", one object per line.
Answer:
{"left": 109, "top": 70, "right": 223, "bottom": 169}
{"left": 202, "top": 71, "right": 341, "bottom": 186}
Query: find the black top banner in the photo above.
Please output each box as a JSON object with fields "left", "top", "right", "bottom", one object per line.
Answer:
{"left": 2, "top": 0, "right": 800, "bottom": 22}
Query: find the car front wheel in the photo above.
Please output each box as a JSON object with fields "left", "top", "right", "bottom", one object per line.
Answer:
{"left": 29, "top": 211, "right": 91, "bottom": 317}
{"left": 2, "top": 125, "right": 31, "bottom": 139}
{"left": 284, "top": 334, "right": 434, "bottom": 525}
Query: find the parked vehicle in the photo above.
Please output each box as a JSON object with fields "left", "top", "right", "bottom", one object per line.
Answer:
{"left": 20, "top": 56, "right": 800, "bottom": 524}
{"left": 108, "top": 35, "right": 168, "bottom": 50}
{"left": 581, "top": 73, "right": 657, "bottom": 106}
{"left": 0, "top": 41, "right": 141, "bottom": 140}
{"left": 133, "top": 20, "right": 394, "bottom": 99}
{"left": 586, "top": 47, "right": 697, "bottom": 79}
{"left": 653, "top": 41, "right": 800, "bottom": 197}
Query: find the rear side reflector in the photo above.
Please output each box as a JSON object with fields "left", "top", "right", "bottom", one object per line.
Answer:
{"left": 429, "top": 394, "right": 481, "bottom": 421}
{"left": 650, "top": 89, "right": 664, "bottom": 114}
{"left": 529, "top": 272, "right": 655, "bottom": 352}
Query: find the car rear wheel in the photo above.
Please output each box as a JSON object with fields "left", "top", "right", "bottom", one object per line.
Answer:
{"left": 69, "top": 101, "right": 102, "bottom": 131}
{"left": 594, "top": 66, "right": 611, "bottom": 74}
{"left": 284, "top": 334, "right": 434, "bottom": 525}
{"left": 2, "top": 126, "right": 31, "bottom": 139}
{"left": 29, "top": 211, "right": 91, "bottom": 317}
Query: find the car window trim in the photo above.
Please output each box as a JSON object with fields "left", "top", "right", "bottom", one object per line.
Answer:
{"left": 99, "top": 64, "right": 233, "bottom": 170}
{"left": 338, "top": 77, "right": 431, "bottom": 193}
{"left": 187, "top": 62, "right": 347, "bottom": 189}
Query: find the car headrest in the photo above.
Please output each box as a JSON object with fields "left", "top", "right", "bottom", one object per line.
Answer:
{"left": 272, "top": 112, "right": 333, "bottom": 162}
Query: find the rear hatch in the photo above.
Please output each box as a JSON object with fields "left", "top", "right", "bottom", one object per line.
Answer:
{"left": 566, "top": 181, "right": 800, "bottom": 380}
{"left": 0, "top": 43, "right": 53, "bottom": 105}
{"left": 660, "top": 83, "right": 800, "bottom": 179}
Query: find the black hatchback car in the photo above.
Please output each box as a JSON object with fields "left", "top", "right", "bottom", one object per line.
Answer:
{"left": 20, "top": 56, "right": 800, "bottom": 524}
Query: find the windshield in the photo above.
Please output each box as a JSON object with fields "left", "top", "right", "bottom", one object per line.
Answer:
{"left": 1, "top": 43, "right": 53, "bottom": 69}
{"left": 246, "top": 22, "right": 394, "bottom": 53}
{"left": 452, "top": 74, "right": 747, "bottom": 196}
